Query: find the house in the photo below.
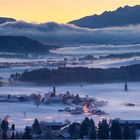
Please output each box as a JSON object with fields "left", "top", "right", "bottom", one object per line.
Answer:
{"left": 45, "top": 121, "right": 64, "bottom": 131}
{"left": 58, "top": 121, "right": 81, "bottom": 139}
{"left": 42, "top": 121, "right": 65, "bottom": 137}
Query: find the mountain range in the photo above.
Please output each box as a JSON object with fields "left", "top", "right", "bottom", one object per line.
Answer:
{"left": 69, "top": 5, "right": 140, "bottom": 28}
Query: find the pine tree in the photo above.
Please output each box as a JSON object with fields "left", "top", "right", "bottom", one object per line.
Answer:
{"left": 123, "top": 122, "right": 131, "bottom": 139}
{"left": 11, "top": 132, "right": 15, "bottom": 139}
{"left": 23, "top": 126, "right": 32, "bottom": 139}
{"left": 11, "top": 124, "right": 15, "bottom": 131}
{"left": 79, "top": 117, "right": 90, "bottom": 138}
{"left": 88, "top": 119, "right": 96, "bottom": 139}
{"left": 131, "top": 125, "right": 136, "bottom": 139}
{"left": 110, "top": 119, "right": 123, "bottom": 139}
{"left": 68, "top": 123, "right": 79, "bottom": 139}
{"left": 10, "top": 123, "right": 15, "bottom": 139}
{"left": 32, "top": 119, "right": 42, "bottom": 135}
{"left": 1, "top": 119, "right": 9, "bottom": 132}
{"left": 98, "top": 119, "right": 109, "bottom": 139}
{"left": 15, "top": 131, "right": 20, "bottom": 139}
{"left": 2, "top": 131, "right": 7, "bottom": 139}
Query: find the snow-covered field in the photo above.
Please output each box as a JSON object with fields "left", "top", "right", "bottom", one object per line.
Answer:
{"left": 0, "top": 82, "right": 140, "bottom": 130}
{"left": 0, "top": 44, "right": 140, "bottom": 130}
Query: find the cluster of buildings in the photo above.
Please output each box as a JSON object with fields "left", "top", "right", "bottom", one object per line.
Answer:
{"left": 0, "top": 86, "right": 108, "bottom": 116}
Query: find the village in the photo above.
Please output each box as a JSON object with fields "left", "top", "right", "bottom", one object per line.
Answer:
{"left": 0, "top": 87, "right": 108, "bottom": 116}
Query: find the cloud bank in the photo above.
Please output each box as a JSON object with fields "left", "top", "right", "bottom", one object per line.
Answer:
{"left": 0, "top": 21, "right": 140, "bottom": 45}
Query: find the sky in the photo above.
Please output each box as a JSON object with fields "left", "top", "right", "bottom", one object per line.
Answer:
{"left": 0, "top": 0, "right": 140, "bottom": 23}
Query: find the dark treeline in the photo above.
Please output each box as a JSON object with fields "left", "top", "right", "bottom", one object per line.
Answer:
{"left": 100, "top": 52, "right": 140, "bottom": 59}
{"left": 66, "top": 118, "right": 136, "bottom": 139}
{"left": 0, "top": 117, "right": 136, "bottom": 139}
{"left": 79, "top": 52, "right": 140, "bottom": 61}
{"left": 12, "top": 64, "right": 140, "bottom": 84}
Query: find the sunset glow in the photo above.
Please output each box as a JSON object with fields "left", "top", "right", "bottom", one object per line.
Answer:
{"left": 0, "top": 0, "right": 140, "bottom": 23}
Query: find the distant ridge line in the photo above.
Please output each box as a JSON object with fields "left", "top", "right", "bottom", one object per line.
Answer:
{"left": 69, "top": 5, "right": 140, "bottom": 28}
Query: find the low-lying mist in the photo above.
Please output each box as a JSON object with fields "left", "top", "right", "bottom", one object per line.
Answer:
{"left": 0, "top": 21, "right": 140, "bottom": 45}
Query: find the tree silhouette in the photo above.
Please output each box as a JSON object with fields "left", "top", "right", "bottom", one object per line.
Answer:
{"left": 32, "top": 119, "right": 42, "bottom": 135}
{"left": 110, "top": 120, "right": 123, "bottom": 139}
{"left": 23, "top": 126, "right": 32, "bottom": 139}
{"left": 79, "top": 117, "right": 90, "bottom": 138}
{"left": 98, "top": 119, "right": 109, "bottom": 139}
{"left": 88, "top": 119, "right": 96, "bottom": 139}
